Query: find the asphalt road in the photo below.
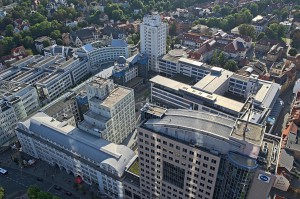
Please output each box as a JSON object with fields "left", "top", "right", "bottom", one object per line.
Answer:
{"left": 0, "top": 165, "right": 81, "bottom": 199}
{"left": 272, "top": 84, "right": 294, "bottom": 136}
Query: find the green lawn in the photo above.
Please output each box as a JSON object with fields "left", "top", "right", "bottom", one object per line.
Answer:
{"left": 128, "top": 160, "right": 140, "bottom": 176}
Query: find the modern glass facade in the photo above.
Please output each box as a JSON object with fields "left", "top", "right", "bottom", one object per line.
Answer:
{"left": 215, "top": 152, "right": 258, "bottom": 199}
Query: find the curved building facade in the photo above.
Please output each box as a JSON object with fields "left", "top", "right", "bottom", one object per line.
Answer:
{"left": 217, "top": 152, "right": 258, "bottom": 199}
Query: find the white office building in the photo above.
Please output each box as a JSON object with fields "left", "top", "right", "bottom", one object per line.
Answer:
{"left": 140, "top": 13, "right": 167, "bottom": 72}
{"left": 78, "top": 76, "right": 136, "bottom": 144}
{"left": 0, "top": 81, "right": 40, "bottom": 147}
{"left": 16, "top": 112, "right": 137, "bottom": 199}
{"left": 0, "top": 55, "right": 89, "bottom": 104}
{"left": 76, "top": 39, "right": 129, "bottom": 74}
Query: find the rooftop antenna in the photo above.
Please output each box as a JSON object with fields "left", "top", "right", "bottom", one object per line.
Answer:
{"left": 243, "top": 85, "right": 256, "bottom": 139}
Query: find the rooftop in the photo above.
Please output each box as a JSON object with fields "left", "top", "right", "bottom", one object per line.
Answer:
{"left": 141, "top": 103, "right": 167, "bottom": 117}
{"left": 230, "top": 119, "right": 264, "bottom": 146}
{"left": 193, "top": 67, "right": 233, "bottom": 94}
{"left": 150, "top": 75, "right": 188, "bottom": 91}
{"left": 128, "top": 159, "right": 140, "bottom": 176}
{"left": 143, "top": 109, "right": 264, "bottom": 147}
{"left": 160, "top": 49, "right": 188, "bottom": 63}
{"left": 90, "top": 86, "right": 132, "bottom": 108}
{"left": 254, "top": 83, "right": 281, "bottom": 108}
{"left": 20, "top": 112, "right": 136, "bottom": 175}
{"left": 144, "top": 109, "right": 235, "bottom": 139}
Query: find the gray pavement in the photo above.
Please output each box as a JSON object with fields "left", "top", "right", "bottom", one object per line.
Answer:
{"left": 0, "top": 149, "right": 101, "bottom": 199}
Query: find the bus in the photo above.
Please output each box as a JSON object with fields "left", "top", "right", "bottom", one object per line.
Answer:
{"left": 0, "top": 168, "right": 8, "bottom": 175}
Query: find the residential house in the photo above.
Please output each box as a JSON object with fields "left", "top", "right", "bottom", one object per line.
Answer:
{"left": 34, "top": 36, "right": 56, "bottom": 53}
{"left": 102, "top": 25, "right": 126, "bottom": 39}
{"left": 251, "top": 15, "right": 269, "bottom": 34}
{"left": 280, "top": 21, "right": 292, "bottom": 33}
{"left": 0, "top": 10, "right": 7, "bottom": 19}
{"left": 255, "top": 37, "right": 288, "bottom": 55}
{"left": 11, "top": 46, "right": 26, "bottom": 57}
{"left": 65, "top": 20, "right": 78, "bottom": 27}
{"left": 237, "top": 61, "right": 266, "bottom": 77}
{"left": 181, "top": 32, "right": 208, "bottom": 48}
{"left": 266, "top": 44, "right": 284, "bottom": 63}
{"left": 175, "top": 19, "right": 191, "bottom": 34}
{"left": 70, "top": 27, "right": 101, "bottom": 47}
{"left": 62, "top": 33, "right": 71, "bottom": 45}
{"left": 223, "top": 37, "right": 248, "bottom": 60}
{"left": 174, "top": 8, "right": 189, "bottom": 18}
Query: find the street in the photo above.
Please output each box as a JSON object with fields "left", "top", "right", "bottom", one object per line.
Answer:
{"left": 0, "top": 149, "right": 99, "bottom": 199}
{"left": 272, "top": 83, "right": 294, "bottom": 136}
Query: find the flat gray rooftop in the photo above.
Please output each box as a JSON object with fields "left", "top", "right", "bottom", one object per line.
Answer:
{"left": 89, "top": 86, "right": 132, "bottom": 108}
{"left": 193, "top": 67, "right": 233, "bottom": 94}
{"left": 231, "top": 119, "right": 264, "bottom": 146}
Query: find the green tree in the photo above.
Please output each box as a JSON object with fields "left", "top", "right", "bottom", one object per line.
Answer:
{"left": 111, "top": 9, "right": 123, "bottom": 21}
{"left": 224, "top": 60, "right": 238, "bottom": 72}
{"left": 104, "top": 3, "right": 121, "bottom": 19}
{"left": 37, "top": 191, "right": 53, "bottom": 199}
{"left": 220, "top": 5, "right": 232, "bottom": 16}
{"left": 169, "top": 22, "right": 176, "bottom": 36}
{"left": 13, "top": 33, "right": 22, "bottom": 45}
{"left": 238, "top": 24, "right": 255, "bottom": 39}
{"left": 289, "top": 48, "right": 298, "bottom": 56}
{"left": 52, "top": 9, "right": 67, "bottom": 22}
{"left": 5, "top": 24, "right": 14, "bottom": 37}
{"left": 22, "top": 36, "right": 34, "bottom": 49}
{"left": 265, "top": 23, "right": 286, "bottom": 40}
{"left": 42, "top": 40, "right": 50, "bottom": 48}
{"left": 50, "top": 30, "right": 61, "bottom": 40}
{"left": 249, "top": 3, "right": 258, "bottom": 16}
{"left": 56, "top": 38, "right": 63, "bottom": 45}
{"left": 130, "top": 0, "right": 144, "bottom": 10}
{"left": 291, "top": 29, "right": 300, "bottom": 49}
{"left": 211, "top": 50, "right": 219, "bottom": 66}
{"left": 27, "top": 186, "right": 40, "bottom": 199}
{"left": 256, "top": 32, "right": 266, "bottom": 41}
{"left": 213, "top": 5, "right": 221, "bottom": 13}
{"left": 218, "top": 52, "right": 226, "bottom": 66}
{"left": 0, "top": 187, "right": 4, "bottom": 199}
{"left": 29, "top": 12, "right": 47, "bottom": 25}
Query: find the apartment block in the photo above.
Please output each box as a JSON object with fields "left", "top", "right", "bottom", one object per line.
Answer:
{"left": 158, "top": 49, "right": 210, "bottom": 80}
{"left": 123, "top": 105, "right": 275, "bottom": 199}
{"left": 16, "top": 112, "right": 137, "bottom": 199}
{"left": 0, "top": 81, "right": 40, "bottom": 147}
{"left": 140, "top": 13, "right": 167, "bottom": 72}
{"left": 78, "top": 76, "right": 136, "bottom": 144}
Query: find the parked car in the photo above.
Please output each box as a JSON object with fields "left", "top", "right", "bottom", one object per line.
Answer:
{"left": 65, "top": 191, "right": 72, "bottom": 196}
{"left": 54, "top": 185, "right": 61, "bottom": 191}
{"left": 36, "top": 177, "right": 43, "bottom": 182}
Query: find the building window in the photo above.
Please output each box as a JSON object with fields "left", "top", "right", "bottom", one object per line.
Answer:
{"left": 163, "top": 161, "right": 185, "bottom": 189}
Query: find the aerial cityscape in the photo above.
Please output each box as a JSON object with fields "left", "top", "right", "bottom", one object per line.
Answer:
{"left": 0, "top": 0, "right": 300, "bottom": 199}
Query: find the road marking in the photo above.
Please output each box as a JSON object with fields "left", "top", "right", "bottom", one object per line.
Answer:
{"left": 47, "top": 184, "right": 54, "bottom": 192}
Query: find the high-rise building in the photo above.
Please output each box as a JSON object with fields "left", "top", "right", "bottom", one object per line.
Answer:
{"left": 123, "top": 104, "right": 276, "bottom": 199}
{"left": 140, "top": 13, "right": 167, "bottom": 72}
{"left": 78, "top": 76, "right": 136, "bottom": 144}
